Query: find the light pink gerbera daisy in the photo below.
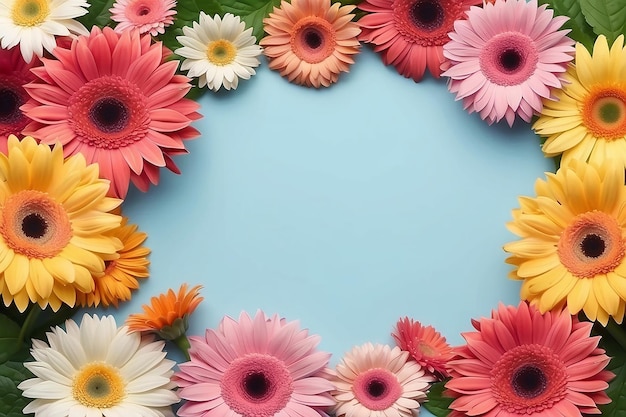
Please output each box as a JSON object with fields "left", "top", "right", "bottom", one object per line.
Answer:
{"left": 0, "top": 46, "right": 39, "bottom": 152}
{"left": 358, "top": 0, "right": 482, "bottom": 82}
{"left": 110, "top": 0, "right": 177, "bottom": 36}
{"left": 446, "top": 302, "right": 613, "bottom": 417}
{"left": 21, "top": 26, "right": 201, "bottom": 198}
{"left": 174, "top": 311, "right": 336, "bottom": 417}
{"left": 392, "top": 317, "right": 453, "bottom": 378}
{"left": 442, "top": 0, "right": 575, "bottom": 126}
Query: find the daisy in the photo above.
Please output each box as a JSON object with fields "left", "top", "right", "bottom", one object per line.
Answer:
{"left": 110, "top": 0, "right": 177, "bottom": 36}
{"left": 392, "top": 317, "right": 453, "bottom": 378}
{"left": 77, "top": 215, "right": 150, "bottom": 308}
{"left": 0, "top": 0, "right": 89, "bottom": 63}
{"left": 332, "top": 343, "right": 433, "bottom": 417}
{"left": 446, "top": 302, "right": 612, "bottom": 417}
{"left": 260, "top": 0, "right": 361, "bottom": 88}
{"left": 503, "top": 158, "right": 626, "bottom": 325}
{"left": 174, "top": 311, "right": 336, "bottom": 417}
{"left": 0, "top": 46, "right": 39, "bottom": 150}
{"left": 176, "top": 13, "right": 262, "bottom": 91}
{"left": 18, "top": 314, "right": 179, "bottom": 417}
{"left": 21, "top": 26, "right": 201, "bottom": 199}
{"left": 358, "top": 0, "right": 481, "bottom": 82}
{"left": 0, "top": 136, "right": 122, "bottom": 312}
{"left": 535, "top": 35, "right": 626, "bottom": 168}
{"left": 442, "top": 0, "right": 575, "bottom": 126}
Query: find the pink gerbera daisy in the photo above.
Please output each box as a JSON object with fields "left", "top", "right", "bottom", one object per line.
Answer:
{"left": 110, "top": 0, "right": 177, "bottom": 36}
{"left": 392, "top": 317, "right": 453, "bottom": 378}
{"left": 174, "top": 311, "right": 336, "bottom": 417}
{"left": 442, "top": 0, "right": 575, "bottom": 126}
{"left": 446, "top": 302, "right": 613, "bottom": 417}
{"left": 358, "top": 0, "right": 481, "bottom": 82}
{"left": 21, "top": 27, "right": 201, "bottom": 198}
{"left": 0, "top": 46, "right": 39, "bottom": 152}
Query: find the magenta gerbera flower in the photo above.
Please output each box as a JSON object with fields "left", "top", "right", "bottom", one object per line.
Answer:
{"left": 110, "top": 0, "right": 177, "bottom": 36}
{"left": 174, "top": 311, "right": 335, "bottom": 417}
{"left": 21, "top": 26, "right": 201, "bottom": 198}
{"left": 446, "top": 302, "right": 613, "bottom": 417}
{"left": 0, "top": 46, "right": 39, "bottom": 151}
{"left": 358, "top": 0, "right": 481, "bottom": 82}
{"left": 442, "top": 0, "right": 575, "bottom": 126}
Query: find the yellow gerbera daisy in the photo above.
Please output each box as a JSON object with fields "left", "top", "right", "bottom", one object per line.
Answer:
{"left": 503, "top": 158, "right": 626, "bottom": 325}
{"left": 0, "top": 135, "right": 122, "bottom": 312}
{"left": 534, "top": 35, "right": 626, "bottom": 167}
{"left": 77, "top": 216, "right": 150, "bottom": 308}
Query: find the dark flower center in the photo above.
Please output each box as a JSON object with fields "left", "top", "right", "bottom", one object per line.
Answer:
{"left": 499, "top": 49, "right": 522, "bottom": 72}
{"left": 21, "top": 213, "right": 47, "bottom": 239}
{"left": 304, "top": 29, "right": 323, "bottom": 50}
{"left": 410, "top": 0, "right": 444, "bottom": 31}
{"left": 0, "top": 88, "right": 21, "bottom": 123}
{"left": 511, "top": 365, "right": 547, "bottom": 399}
{"left": 581, "top": 233, "right": 605, "bottom": 258}
{"left": 243, "top": 372, "right": 270, "bottom": 399}
{"left": 137, "top": 6, "right": 150, "bottom": 15}
{"left": 89, "top": 97, "right": 130, "bottom": 133}
{"left": 367, "top": 379, "right": 387, "bottom": 398}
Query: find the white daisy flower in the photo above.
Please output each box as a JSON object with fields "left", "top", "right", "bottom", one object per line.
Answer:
{"left": 176, "top": 12, "right": 263, "bottom": 91}
{"left": 18, "top": 314, "right": 179, "bottom": 417}
{"left": 0, "top": 0, "right": 89, "bottom": 63}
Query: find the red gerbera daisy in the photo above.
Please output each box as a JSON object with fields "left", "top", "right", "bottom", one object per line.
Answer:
{"left": 357, "top": 0, "right": 482, "bottom": 82}
{"left": 21, "top": 27, "right": 201, "bottom": 198}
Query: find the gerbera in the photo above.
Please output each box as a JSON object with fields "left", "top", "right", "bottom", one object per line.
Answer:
{"left": 174, "top": 311, "right": 336, "bottom": 417}
{"left": 0, "top": 0, "right": 89, "bottom": 63}
{"left": 21, "top": 26, "right": 201, "bottom": 198}
{"left": 260, "top": 0, "right": 361, "bottom": 88}
{"left": 332, "top": 343, "right": 433, "bottom": 417}
{"left": 77, "top": 215, "right": 150, "bottom": 308}
{"left": 18, "top": 314, "right": 179, "bottom": 417}
{"left": 176, "top": 13, "right": 262, "bottom": 91}
{"left": 536, "top": 35, "right": 626, "bottom": 167}
{"left": 0, "top": 46, "right": 39, "bottom": 150}
{"left": 503, "top": 158, "right": 626, "bottom": 325}
{"left": 446, "top": 302, "right": 612, "bottom": 417}
{"left": 358, "top": 0, "right": 481, "bottom": 82}
{"left": 0, "top": 135, "right": 122, "bottom": 312}
{"left": 442, "top": 0, "right": 575, "bottom": 126}
{"left": 392, "top": 317, "right": 453, "bottom": 378}
{"left": 110, "top": 0, "right": 177, "bottom": 36}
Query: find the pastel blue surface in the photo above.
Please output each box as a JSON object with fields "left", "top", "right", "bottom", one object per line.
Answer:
{"left": 105, "top": 48, "right": 553, "bottom": 415}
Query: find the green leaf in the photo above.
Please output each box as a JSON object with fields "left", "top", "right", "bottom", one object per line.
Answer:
{"left": 596, "top": 321, "right": 626, "bottom": 416}
{"left": 158, "top": 0, "right": 223, "bottom": 53}
{"left": 77, "top": 0, "right": 114, "bottom": 29}
{"left": 220, "top": 0, "right": 283, "bottom": 41}
{"left": 580, "top": 0, "right": 626, "bottom": 46}
{"left": 0, "top": 315, "right": 24, "bottom": 364}
{"left": 0, "top": 361, "right": 34, "bottom": 417}
{"left": 424, "top": 381, "right": 453, "bottom": 417}
{"left": 539, "top": 0, "right": 597, "bottom": 51}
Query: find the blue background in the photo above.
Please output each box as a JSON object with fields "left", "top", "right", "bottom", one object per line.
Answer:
{"left": 105, "top": 48, "right": 553, "bottom": 416}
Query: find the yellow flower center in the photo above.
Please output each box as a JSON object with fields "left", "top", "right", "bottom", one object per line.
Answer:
{"left": 207, "top": 40, "right": 237, "bottom": 66}
{"left": 11, "top": 0, "right": 49, "bottom": 27}
{"left": 582, "top": 87, "right": 626, "bottom": 140}
{"left": 72, "top": 363, "right": 126, "bottom": 408}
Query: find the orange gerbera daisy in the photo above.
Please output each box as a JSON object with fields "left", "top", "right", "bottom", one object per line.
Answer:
{"left": 77, "top": 216, "right": 150, "bottom": 308}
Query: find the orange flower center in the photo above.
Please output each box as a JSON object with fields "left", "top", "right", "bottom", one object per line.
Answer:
{"left": 0, "top": 190, "right": 72, "bottom": 258}
{"left": 557, "top": 211, "right": 625, "bottom": 278}
{"left": 290, "top": 16, "right": 336, "bottom": 64}
{"left": 581, "top": 87, "right": 626, "bottom": 140}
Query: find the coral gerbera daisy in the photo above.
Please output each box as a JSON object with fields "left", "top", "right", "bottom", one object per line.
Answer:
{"left": 110, "top": 0, "right": 177, "bottom": 36}
{"left": 442, "top": 0, "right": 575, "bottom": 126}
{"left": 446, "top": 302, "right": 612, "bottom": 417}
{"left": 77, "top": 215, "right": 150, "bottom": 308}
{"left": 0, "top": 135, "right": 122, "bottom": 312}
{"left": 174, "top": 311, "right": 335, "bottom": 417}
{"left": 535, "top": 35, "right": 626, "bottom": 168}
{"left": 0, "top": 0, "right": 89, "bottom": 63}
{"left": 21, "top": 26, "right": 201, "bottom": 199}
{"left": 0, "top": 46, "right": 39, "bottom": 151}
{"left": 358, "top": 0, "right": 481, "bottom": 82}
{"left": 503, "top": 158, "right": 626, "bottom": 325}
{"left": 392, "top": 317, "right": 453, "bottom": 378}
{"left": 175, "top": 13, "right": 262, "bottom": 91}
{"left": 18, "top": 314, "right": 179, "bottom": 417}
{"left": 260, "top": 0, "right": 361, "bottom": 88}
{"left": 332, "top": 343, "right": 433, "bottom": 417}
